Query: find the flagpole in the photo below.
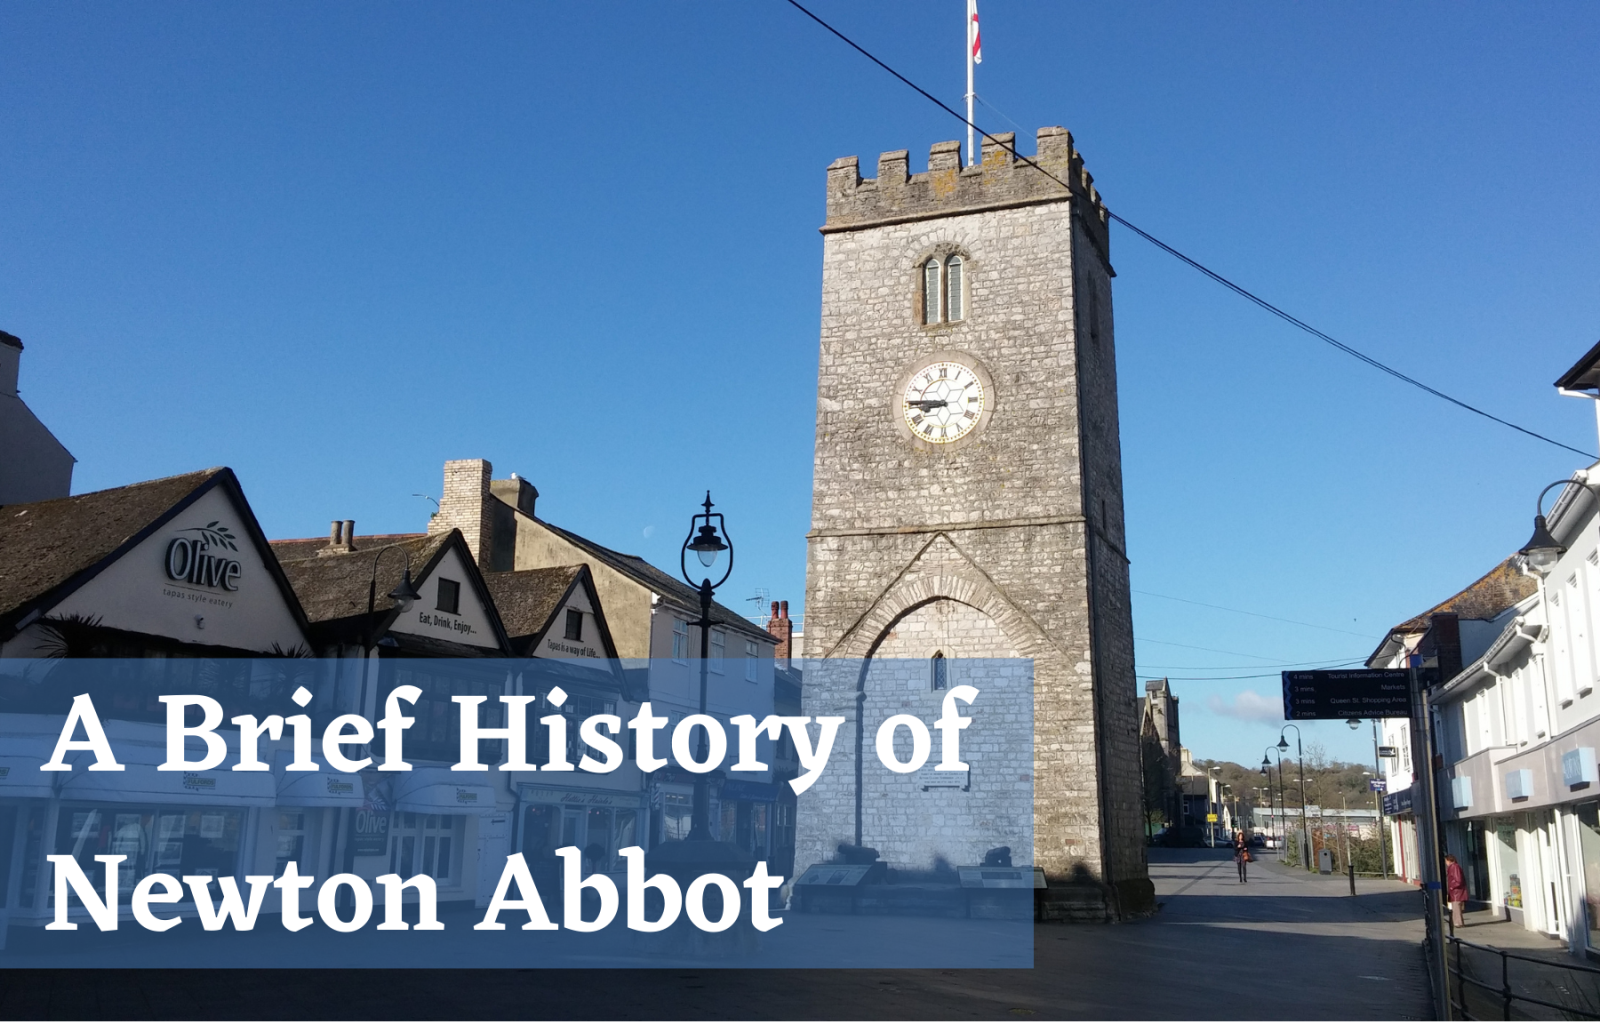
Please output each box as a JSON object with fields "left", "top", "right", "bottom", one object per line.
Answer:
{"left": 965, "top": 0, "right": 975, "bottom": 167}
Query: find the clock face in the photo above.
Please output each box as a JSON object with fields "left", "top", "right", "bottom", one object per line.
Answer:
{"left": 902, "top": 360, "right": 986, "bottom": 444}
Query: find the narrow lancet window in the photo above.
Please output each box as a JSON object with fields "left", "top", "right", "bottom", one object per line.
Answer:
{"left": 945, "top": 256, "right": 963, "bottom": 321}
{"left": 923, "top": 259, "right": 941, "bottom": 324}
{"left": 931, "top": 651, "right": 948, "bottom": 690}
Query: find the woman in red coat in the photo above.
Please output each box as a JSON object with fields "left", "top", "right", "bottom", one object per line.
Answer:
{"left": 1444, "top": 853, "right": 1469, "bottom": 927}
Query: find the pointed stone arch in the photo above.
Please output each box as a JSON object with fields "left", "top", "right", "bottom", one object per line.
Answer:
{"left": 826, "top": 532, "right": 1059, "bottom": 662}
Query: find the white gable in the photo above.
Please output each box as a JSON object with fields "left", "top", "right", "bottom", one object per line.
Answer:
{"left": 535, "top": 581, "right": 603, "bottom": 659}
{"left": 390, "top": 545, "right": 501, "bottom": 650}
{"left": 45, "top": 485, "right": 307, "bottom": 653}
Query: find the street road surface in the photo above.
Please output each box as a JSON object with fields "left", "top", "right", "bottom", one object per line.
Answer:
{"left": 0, "top": 849, "right": 1430, "bottom": 1020}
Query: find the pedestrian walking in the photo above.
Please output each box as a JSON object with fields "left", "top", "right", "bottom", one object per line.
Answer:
{"left": 1445, "top": 853, "right": 1468, "bottom": 928}
{"left": 1234, "top": 831, "right": 1250, "bottom": 883}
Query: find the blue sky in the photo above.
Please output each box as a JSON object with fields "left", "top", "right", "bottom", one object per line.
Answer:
{"left": 5, "top": 3, "right": 1598, "bottom": 769}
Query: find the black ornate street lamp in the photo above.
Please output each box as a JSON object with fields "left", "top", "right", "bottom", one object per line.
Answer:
{"left": 680, "top": 491, "right": 733, "bottom": 842}
{"left": 1518, "top": 480, "right": 1577, "bottom": 576}
{"left": 1279, "top": 724, "right": 1309, "bottom": 870}
{"left": 366, "top": 546, "right": 421, "bottom": 647}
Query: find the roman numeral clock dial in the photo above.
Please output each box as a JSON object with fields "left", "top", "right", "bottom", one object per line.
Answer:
{"left": 900, "top": 358, "right": 988, "bottom": 447}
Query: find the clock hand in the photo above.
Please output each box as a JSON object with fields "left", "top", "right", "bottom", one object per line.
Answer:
{"left": 908, "top": 399, "right": 947, "bottom": 412}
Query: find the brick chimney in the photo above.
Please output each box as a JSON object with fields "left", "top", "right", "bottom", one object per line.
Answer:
{"left": 429, "top": 458, "right": 493, "bottom": 567}
{"left": 766, "top": 600, "right": 794, "bottom": 669}
{"left": 1428, "top": 612, "right": 1464, "bottom": 683}
{"left": 319, "top": 519, "right": 357, "bottom": 556}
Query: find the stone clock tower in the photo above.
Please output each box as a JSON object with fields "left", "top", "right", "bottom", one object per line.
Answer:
{"left": 800, "top": 128, "right": 1152, "bottom": 920}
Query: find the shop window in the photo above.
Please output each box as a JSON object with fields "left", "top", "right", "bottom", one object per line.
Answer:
{"left": 672, "top": 619, "right": 689, "bottom": 662}
{"left": 381, "top": 665, "right": 504, "bottom": 764}
{"left": 662, "top": 792, "right": 693, "bottom": 842}
{"left": 745, "top": 639, "right": 759, "bottom": 681}
{"left": 717, "top": 800, "right": 769, "bottom": 857}
{"left": 710, "top": 630, "right": 725, "bottom": 673}
{"left": 437, "top": 578, "right": 461, "bottom": 615}
{"left": 564, "top": 609, "right": 583, "bottom": 641}
{"left": 931, "top": 651, "right": 948, "bottom": 690}
{"left": 1495, "top": 820, "right": 1522, "bottom": 911}
{"left": 51, "top": 806, "right": 242, "bottom": 903}
{"left": 389, "top": 813, "right": 458, "bottom": 884}
{"left": 1580, "top": 804, "right": 1600, "bottom": 950}
{"left": 275, "top": 811, "right": 308, "bottom": 875}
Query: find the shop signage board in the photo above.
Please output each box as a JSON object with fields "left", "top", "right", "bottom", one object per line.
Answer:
{"left": 1378, "top": 745, "right": 1398, "bottom": 758}
{"left": 1281, "top": 669, "right": 1415, "bottom": 720}
{"left": 349, "top": 808, "right": 391, "bottom": 857}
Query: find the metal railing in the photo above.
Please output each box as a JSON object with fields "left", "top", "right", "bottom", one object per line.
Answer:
{"left": 1446, "top": 932, "right": 1600, "bottom": 1020}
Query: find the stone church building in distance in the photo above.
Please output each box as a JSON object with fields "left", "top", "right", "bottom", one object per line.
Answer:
{"left": 798, "top": 127, "right": 1153, "bottom": 920}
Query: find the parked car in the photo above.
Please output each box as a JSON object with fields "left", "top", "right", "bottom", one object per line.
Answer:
{"left": 1248, "top": 834, "right": 1267, "bottom": 848}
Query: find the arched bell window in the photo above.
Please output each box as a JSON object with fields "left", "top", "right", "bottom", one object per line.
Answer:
{"left": 931, "top": 651, "right": 948, "bottom": 690}
{"left": 920, "top": 254, "right": 967, "bottom": 325}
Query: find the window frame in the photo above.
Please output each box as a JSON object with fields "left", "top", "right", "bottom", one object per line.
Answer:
{"left": 931, "top": 651, "right": 948, "bottom": 691}
{"left": 710, "top": 629, "right": 726, "bottom": 674}
{"left": 744, "top": 639, "right": 760, "bottom": 682}
{"left": 918, "top": 250, "right": 970, "bottom": 327}
{"left": 564, "top": 608, "right": 583, "bottom": 642}
{"left": 945, "top": 255, "right": 964, "bottom": 322}
{"left": 436, "top": 577, "right": 461, "bottom": 615}
{"left": 922, "top": 259, "right": 942, "bottom": 325}
{"left": 388, "top": 812, "right": 461, "bottom": 885}
{"left": 671, "top": 618, "right": 690, "bottom": 663}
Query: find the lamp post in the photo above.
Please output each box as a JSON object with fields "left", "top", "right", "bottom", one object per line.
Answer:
{"left": 680, "top": 492, "right": 733, "bottom": 842}
{"left": 1279, "top": 724, "right": 1309, "bottom": 869}
{"left": 1262, "top": 747, "right": 1285, "bottom": 858}
{"left": 365, "top": 547, "right": 421, "bottom": 648}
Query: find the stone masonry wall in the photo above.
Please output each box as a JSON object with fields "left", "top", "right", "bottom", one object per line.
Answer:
{"left": 802, "top": 127, "right": 1146, "bottom": 916}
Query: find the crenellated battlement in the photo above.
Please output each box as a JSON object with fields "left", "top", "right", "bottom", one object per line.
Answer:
{"left": 822, "top": 126, "right": 1109, "bottom": 257}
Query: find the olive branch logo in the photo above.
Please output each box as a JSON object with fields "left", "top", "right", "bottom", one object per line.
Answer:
{"left": 179, "top": 521, "right": 239, "bottom": 551}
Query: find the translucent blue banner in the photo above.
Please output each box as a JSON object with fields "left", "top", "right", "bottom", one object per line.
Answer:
{"left": 0, "top": 657, "right": 1032, "bottom": 968}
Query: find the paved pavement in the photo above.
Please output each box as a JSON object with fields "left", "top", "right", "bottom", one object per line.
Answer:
{"left": 0, "top": 849, "right": 1434, "bottom": 1020}
{"left": 1448, "top": 909, "right": 1600, "bottom": 1019}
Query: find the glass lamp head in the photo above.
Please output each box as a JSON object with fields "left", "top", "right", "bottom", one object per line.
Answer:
{"left": 389, "top": 566, "right": 421, "bottom": 611}
{"left": 1519, "top": 514, "right": 1564, "bottom": 576}
{"left": 688, "top": 524, "right": 728, "bottom": 567}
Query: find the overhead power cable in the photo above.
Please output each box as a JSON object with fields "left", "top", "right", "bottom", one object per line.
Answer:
{"left": 1135, "top": 635, "right": 1365, "bottom": 664}
{"left": 781, "top": 0, "right": 1596, "bottom": 461}
{"left": 1131, "top": 589, "right": 1375, "bottom": 639}
{"left": 1142, "top": 659, "right": 1367, "bottom": 683}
